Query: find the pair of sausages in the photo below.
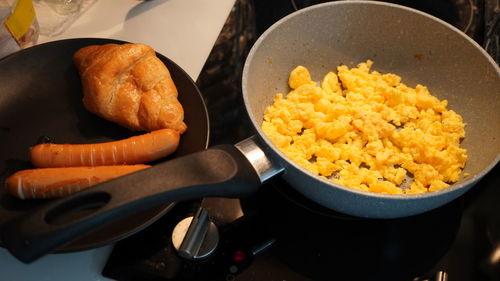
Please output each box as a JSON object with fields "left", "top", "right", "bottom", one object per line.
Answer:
{"left": 5, "top": 129, "right": 179, "bottom": 199}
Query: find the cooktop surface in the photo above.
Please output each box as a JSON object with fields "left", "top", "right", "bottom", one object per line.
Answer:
{"left": 102, "top": 1, "right": 499, "bottom": 280}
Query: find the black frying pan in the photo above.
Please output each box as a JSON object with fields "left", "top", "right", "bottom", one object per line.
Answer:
{"left": 0, "top": 38, "right": 209, "bottom": 252}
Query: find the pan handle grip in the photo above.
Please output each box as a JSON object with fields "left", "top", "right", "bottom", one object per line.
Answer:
{"left": 1, "top": 144, "right": 266, "bottom": 263}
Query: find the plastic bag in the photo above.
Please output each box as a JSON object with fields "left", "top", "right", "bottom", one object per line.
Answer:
{"left": 0, "top": 0, "right": 39, "bottom": 58}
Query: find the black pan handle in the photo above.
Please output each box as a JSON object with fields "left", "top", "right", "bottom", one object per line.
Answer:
{"left": 1, "top": 144, "right": 265, "bottom": 263}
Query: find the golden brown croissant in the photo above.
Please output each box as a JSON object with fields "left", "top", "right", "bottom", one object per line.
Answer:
{"left": 73, "top": 43, "right": 187, "bottom": 133}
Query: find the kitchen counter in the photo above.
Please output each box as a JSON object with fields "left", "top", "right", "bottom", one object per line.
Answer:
{"left": 38, "top": 0, "right": 236, "bottom": 80}
{"left": 0, "top": 0, "right": 235, "bottom": 280}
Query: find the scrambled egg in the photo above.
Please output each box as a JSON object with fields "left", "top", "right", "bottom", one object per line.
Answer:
{"left": 261, "top": 61, "right": 467, "bottom": 195}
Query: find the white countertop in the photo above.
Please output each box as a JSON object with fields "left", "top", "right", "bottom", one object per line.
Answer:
{"left": 0, "top": 247, "right": 115, "bottom": 281}
{"left": 37, "top": 0, "right": 236, "bottom": 81}
{"left": 0, "top": 0, "right": 235, "bottom": 280}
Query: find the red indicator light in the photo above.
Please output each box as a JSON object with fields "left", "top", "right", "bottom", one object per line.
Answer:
{"left": 233, "top": 250, "right": 246, "bottom": 263}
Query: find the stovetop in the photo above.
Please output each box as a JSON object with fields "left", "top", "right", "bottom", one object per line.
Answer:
{"left": 102, "top": 164, "right": 499, "bottom": 281}
{"left": 102, "top": 1, "right": 499, "bottom": 280}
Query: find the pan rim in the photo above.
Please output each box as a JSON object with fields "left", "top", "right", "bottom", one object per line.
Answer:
{"left": 242, "top": 0, "right": 500, "bottom": 200}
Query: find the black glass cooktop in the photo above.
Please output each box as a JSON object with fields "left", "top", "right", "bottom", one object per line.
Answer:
{"left": 102, "top": 163, "right": 499, "bottom": 281}
{"left": 102, "top": 1, "right": 499, "bottom": 280}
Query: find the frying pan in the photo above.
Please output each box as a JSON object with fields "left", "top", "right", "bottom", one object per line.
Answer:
{"left": 0, "top": 38, "right": 209, "bottom": 252}
{"left": 1, "top": 1, "right": 499, "bottom": 263}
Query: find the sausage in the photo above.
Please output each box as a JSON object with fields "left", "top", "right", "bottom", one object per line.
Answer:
{"left": 5, "top": 165, "right": 150, "bottom": 199}
{"left": 30, "top": 128, "right": 180, "bottom": 168}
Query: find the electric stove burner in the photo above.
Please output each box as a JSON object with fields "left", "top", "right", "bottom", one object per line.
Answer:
{"left": 102, "top": 176, "right": 464, "bottom": 281}
{"left": 240, "top": 178, "right": 463, "bottom": 281}
{"left": 102, "top": 164, "right": 498, "bottom": 281}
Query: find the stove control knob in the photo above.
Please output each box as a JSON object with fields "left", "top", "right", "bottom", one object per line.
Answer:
{"left": 171, "top": 208, "right": 219, "bottom": 260}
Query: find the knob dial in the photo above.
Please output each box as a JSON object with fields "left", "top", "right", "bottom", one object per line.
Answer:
{"left": 171, "top": 208, "right": 219, "bottom": 260}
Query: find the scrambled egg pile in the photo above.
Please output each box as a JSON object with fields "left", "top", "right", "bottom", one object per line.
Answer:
{"left": 262, "top": 61, "right": 467, "bottom": 195}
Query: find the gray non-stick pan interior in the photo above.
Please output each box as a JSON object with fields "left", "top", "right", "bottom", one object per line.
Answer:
{"left": 244, "top": 1, "right": 500, "bottom": 182}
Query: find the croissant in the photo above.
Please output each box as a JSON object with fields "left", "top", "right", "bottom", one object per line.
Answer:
{"left": 73, "top": 43, "right": 187, "bottom": 133}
